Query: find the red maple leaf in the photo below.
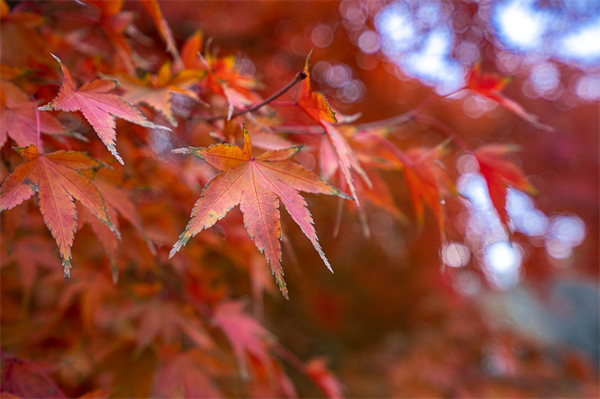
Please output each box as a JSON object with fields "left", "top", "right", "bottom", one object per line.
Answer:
{"left": 1, "top": 81, "right": 66, "bottom": 147}
{"left": 170, "top": 126, "right": 350, "bottom": 298}
{"left": 474, "top": 144, "right": 537, "bottom": 227}
{"left": 39, "top": 55, "right": 169, "bottom": 165}
{"left": 0, "top": 145, "right": 118, "bottom": 281}
{"left": 466, "top": 64, "right": 553, "bottom": 132}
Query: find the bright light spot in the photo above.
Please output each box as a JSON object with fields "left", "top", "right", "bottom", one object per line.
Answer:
{"left": 312, "top": 61, "right": 332, "bottom": 84}
{"left": 404, "top": 29, "right": 464, "bottom": 94}
{"left": 416, "top": 1, "right": 440, "bottom": 26}
{"left": 457, "top": 40, "right": 480, "bottom": 64}
{"left": 326, "top": 64, "right": 352, "bottom": 88}
{"left": 311, "top": 25, "right": 334, "bottom": 48}
{"left": 338, "top": 79, "right": 365, "bottom": 103}
{"left": 453, "top": 270, "right": 481, "bottom": 296}
{"left": 507, "top": 189, "right": 548, "bottom": 236}
{"left": 559, "top": 21, "right": 600, "bottom": 63}
{"left": 342, "top": 1, "right": 367, "bottom": 26}
{"left": 456, "top": 154, "right": 479, "bottom": 174}
{"left": 376, "top": 5, "right": 415, "bottom": 52}
{"left": 546, "top": 240, "right": 573, "bottom": 259}
{"left": 530, "top": 62, "right": 560, "bottom": 94}
{"left": 483, "top": 241, "right": 522, "bottom": 290}
{"left": 441, "top": 242, "right": 471, "bottom": 267}
{"left": 547, "top": 215, "right": 586, "bottom": 247}
{"left": 376, "top": 2, "right": 464, "bottom": 95}
{"left": 576, "top": 75, "right": 600, "bottom": 101}
{"left": 458, "top": 173, "right": 494, "bottom": 213}
{"left": 358, "top": 30, "right": 380, "bottom": 54}
{"left": 493, "top": 0, "right": 549, "bottom": 51}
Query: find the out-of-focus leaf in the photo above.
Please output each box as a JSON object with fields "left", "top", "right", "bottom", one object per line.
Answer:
{"left": 474, "top": 144, "right": 537, "bottom": 227}
{"left": 466, "top": 64, "right": 553, "bottom": 132}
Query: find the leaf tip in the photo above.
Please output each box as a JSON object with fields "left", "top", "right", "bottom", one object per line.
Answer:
{"left": 50, "top": 53, "right": 61, "bottom": 64}
{"left": 63, "top": 259, "right": 72, "bottom": 282}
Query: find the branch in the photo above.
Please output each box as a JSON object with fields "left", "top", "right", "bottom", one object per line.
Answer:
{"left": 414, "top": 114, "right": 470, "bottom": 151}
{"left": 200, "top": 71, "right": 307, "bottom": 123}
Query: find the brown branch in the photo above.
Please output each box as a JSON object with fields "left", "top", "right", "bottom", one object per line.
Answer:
{"left": 200, "top": 71, "right": 307, "bottom": 123}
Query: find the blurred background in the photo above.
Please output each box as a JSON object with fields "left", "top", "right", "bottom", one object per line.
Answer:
{"left": 2, "top": 0, "right": 599, "bottom": 397}
{"left": 151, "top": 1, "right": 599, "bottom": 396}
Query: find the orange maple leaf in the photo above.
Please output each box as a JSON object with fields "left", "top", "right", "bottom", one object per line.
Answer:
{"left": 297, "top": 55, "right": 337, "bottom": 124}
{"left": 114, "top": 62, "right": 206, "bottom": 126}
{"left": 0, "top": 145, "right": 118, "bottom": 281}
{"left": 139, "top": 0, "right": 182, "bottom": 69}
{"left": 39, "top": 55, "right": 169, "bottom": 164}
{"left": 474, "top": 144, "right": 537, "bottom": 227}
{"left": 466, "top": 63, "right": 553, "bottom": 132}
{"left": 170, "top": 126, "right": 350, "bottom": 298}
{"left": 1, "top": 81, "right": 66, "bottom": 147}
{"left": 295, "top": 57, "right": 370, "bottom": 205}
{"left": 181, "top": 32, "right": 260, "bottom": 110}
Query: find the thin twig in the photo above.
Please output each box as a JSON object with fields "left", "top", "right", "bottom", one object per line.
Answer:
{"left": 353, "top": 94, "right": 443, "bottom": 132}
{"left": 414, "top": 114, "right": 470, "bottom": 151}
{"left": 200, "top": 71, "right": 307, "bottom": 123}
{"left": 273, "top": 344, "right": 307, "bottom": 374}
{"left": 365, "top": 132, "right": 416, "bottom": 169}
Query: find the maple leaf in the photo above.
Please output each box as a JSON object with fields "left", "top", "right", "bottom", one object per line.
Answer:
{"left": 0, "top": 145, "right": 118, "bottom": 281}
{"left": 0, "top": 356, "right": 65, "bottom": 399}
{"left": 297, "top": 55, "right": 337, "bottom": 124}
{"left": 213, "top": 301, "right": 274, "bottom": 379}
{"left": 2, "top": 236, "right": 58, "bottom": 301}
{"left": 1, "top": 81, "right": 66, "bottom": 147}
{"left": 114, "top": 62, "right": 206, "bottom": 126}
{"left": 466, "top": 63, "right": 553, "bottom": 132}
{"left": 151, "top": 349, "right": 223, "bottom": 399}
{"left": 170, "top": 126, "right": 349, "bottom": 298}
{"left": 79, "top": 168, "right": 156, "bottom": 282}
{"left": 180, "top": 33, "right": 260, "bottom": 110}
{"left": 295, "top": 57, "right": 370, "bottom": 204}
{"left": 321, "top": 122, "right": 372, "bottom": 205}
{"left": 39, "top": 55, "right": 169, "bottom": 165}
{"left": 474, "top": 144, "right": 537, "bottom": 227}
{"left": 81, "top": 0, "right": 137, "bottom": 74}
{"left": 133, "top": 298, "right": 212, "bottom": 350}
{"left": 402, "top": 141, "right": 456, "bottom": 241}
{"left": 139, "top": 0, "right": 183, "bottom": 70}
{"left": 306, "top": 357, "right": 345, "bottom": 399}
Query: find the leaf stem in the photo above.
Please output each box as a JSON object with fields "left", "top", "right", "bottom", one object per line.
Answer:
{"left": 365, "top": 132, "right": 416, "bottom": 169}
{"left": 354, "top": 94, "right": 442, "bottom": 132}
{"left": 201, "top": 71, "right": 307, "bottom": 123}
{"left": 35, "top": 103, "right": 43, "bottom": 153}
{"left": 414, "top": 114, "right": 470, "bottom": 152}
{"left": 273, "top": 344, "right": 307, "bottom": 374}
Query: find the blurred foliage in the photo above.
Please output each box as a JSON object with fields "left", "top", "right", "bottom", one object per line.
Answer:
{"left": 1, "top": 1, "right": 598, "bottom": 398}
